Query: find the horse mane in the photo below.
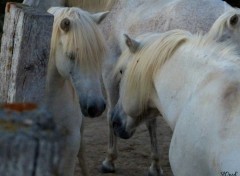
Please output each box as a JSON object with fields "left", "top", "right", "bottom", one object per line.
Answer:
{"left": 117, "top": 29, "right": 239, "bottom": 114}
{"left": 48, "top": 7, "right": 107, "bottom": 73}
{"left": 207, "top": 8, "right": 240, "bottom": 41}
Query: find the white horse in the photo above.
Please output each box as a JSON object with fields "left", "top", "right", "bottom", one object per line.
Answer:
{"left": 100, "top": 0, "right": 232, "bottom": 175}
{"left": 46, "top": 7, "right": 108, "bottom": 176}
{"left": 112, "top": 29, "right": 240, "bottom": 176}
{"left": 22, "top": 0, "right": 116, "bottom": 12}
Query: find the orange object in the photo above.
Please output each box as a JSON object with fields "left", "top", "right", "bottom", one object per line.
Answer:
{"left": 1, "top": 103, "right": 38, "bottom": 112}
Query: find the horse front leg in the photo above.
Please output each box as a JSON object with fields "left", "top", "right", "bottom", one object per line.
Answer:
{"left": 146, "top": 118, "right": 163, "bottom": 176}
{"left": 59, "top": 131, "right": 80, "bottom": 176}
{"left": 101, "top": 109, "right": 118, "bottom": 173}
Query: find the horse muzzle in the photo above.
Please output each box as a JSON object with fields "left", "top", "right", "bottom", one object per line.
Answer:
{"left": 80, "top": 97, "right": 106, "bottom": 117}
{"left": 111, "top": 108, "right": 134, "bottom": 139}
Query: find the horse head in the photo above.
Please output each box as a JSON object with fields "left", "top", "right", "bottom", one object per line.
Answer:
{"left": 48, "top": 7, "right": 109, "bottom": 117}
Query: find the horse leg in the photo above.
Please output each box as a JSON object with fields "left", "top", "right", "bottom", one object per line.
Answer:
{"left": 146, "top": 118, "right": 163, "bottom": 176}
{"left": 60, "top": 132, "right": 80, "bottom": 176}
{"left": 77, "top": 119, "right": 90, "bottom": 176}
{"left": 101, "top": 110, "right": 118, "bottom": 173}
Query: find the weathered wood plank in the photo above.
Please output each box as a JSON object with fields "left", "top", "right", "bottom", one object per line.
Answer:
{"left": 0, "top": 3, "right": 53, "bottom": 103}
{"left": 0, "top": 103, "right": 63, "bottom": 176}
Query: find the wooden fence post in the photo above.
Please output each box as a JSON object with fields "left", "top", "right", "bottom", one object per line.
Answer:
{"left": 0, "top": 103, "right": 63, "bottom": 176}
{"left": 0, "top": 3, "right": 53, "bottom": 103}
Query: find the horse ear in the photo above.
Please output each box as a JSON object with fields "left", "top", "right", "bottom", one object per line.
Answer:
{"left": 91, "top": 11, "right": 109, "bottom": 24}
{"left": 124, "top": 34, "right": 140, "bottom": 53}
{"left": 228, "top": 14, "right": 239, "bottom": 27}
{"left": 60, "top": 18, "right": 71, "bottom": 32}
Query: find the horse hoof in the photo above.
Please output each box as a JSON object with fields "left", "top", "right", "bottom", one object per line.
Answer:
{"left": 147, "top": 168, "right": 164, "bottom": 176}
{"left": 101, "top": 160, "right": 115, "bottom": 173}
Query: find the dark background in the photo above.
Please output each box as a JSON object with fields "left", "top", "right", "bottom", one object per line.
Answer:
{"left": 224, "top": 0, "right": 240, "bottom": 7}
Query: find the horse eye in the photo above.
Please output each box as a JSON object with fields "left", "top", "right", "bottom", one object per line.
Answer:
{"left": 120, "top": 69, "right": 123, "bottom": 74}
{"left": 67, "top": 53, "right": 75, "bottom": 61}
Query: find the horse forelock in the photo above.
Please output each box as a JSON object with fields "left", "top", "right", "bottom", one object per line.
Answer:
{"left": 207, "top": 8, "right": 240, "bottom": 41}
{"left": 49, "top": 7, "right": 107, "bottom": 74}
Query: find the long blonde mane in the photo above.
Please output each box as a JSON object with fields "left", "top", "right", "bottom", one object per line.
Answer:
{"left": 48, "top": 7, "right": 107, "bottom": 74}
{"left": 207, "top": 8, "right": 240, "bottom": 41}
{"left": 117, "top": 29, "right": 239, "bottom": 113}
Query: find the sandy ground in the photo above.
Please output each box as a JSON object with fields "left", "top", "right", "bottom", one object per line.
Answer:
{"left": 74, "top": 114, "right": 173, "bottom": 176}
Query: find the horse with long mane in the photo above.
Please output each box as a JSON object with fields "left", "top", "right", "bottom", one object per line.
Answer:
{"left": 112, "top": 29, "right": 240, "bottom": 176}
{"left": 46, "top": 7, "right": 108, "bottom": 176}
{"left": 207, "top": 8, "right": 240, "bottom": 51}
{"left": 100, "top": 0, "right": 233, "bottom": 175}
{"left": 22, "top": 0, "right": 116, "bottom": 12}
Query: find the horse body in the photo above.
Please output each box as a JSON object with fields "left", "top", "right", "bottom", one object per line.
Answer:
{"left": 100, "top": 0, "right": 230, "bottom": 51}
{"left": 46, "top": 7, "right": 107, "bottom": 176}
{"left": 112, "top": 29, "right": 240, "bottom": 175}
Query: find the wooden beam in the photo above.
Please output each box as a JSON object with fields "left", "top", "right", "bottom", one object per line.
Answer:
{"left": 0, "top": 3, "right": 53, "bottom": 104}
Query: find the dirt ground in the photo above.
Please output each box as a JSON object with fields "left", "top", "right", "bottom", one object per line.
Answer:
{"left": 74, "top": 114, "right": 173, "bottom": 176}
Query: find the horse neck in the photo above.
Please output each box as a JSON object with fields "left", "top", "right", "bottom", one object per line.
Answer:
{"left": 151, "top": 44, "right": 212, "bottom": 130}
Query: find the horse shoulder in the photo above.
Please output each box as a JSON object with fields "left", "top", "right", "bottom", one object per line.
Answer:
{"left": 199, "top": 68, "right": 240, "bottom": 131}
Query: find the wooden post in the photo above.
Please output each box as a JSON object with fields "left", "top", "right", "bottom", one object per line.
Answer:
{"left": 0, "top": 3, "right": 53, "bottom": 104}
{"left": 0, "top": 103, "right": 63, "bottom": 176}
